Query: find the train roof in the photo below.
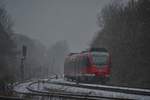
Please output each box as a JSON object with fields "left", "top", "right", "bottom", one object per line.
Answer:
{"left": 67, "top": 48, "right": 108, "bottom": 57}
{"left": 81, "top": 48, "right": 108, "bottom": 53}
{"left": 89, "top": 48, "right": 108, "bottom": 52}
{"left": 68, "top": 52, "right": 79, "bottom": 55}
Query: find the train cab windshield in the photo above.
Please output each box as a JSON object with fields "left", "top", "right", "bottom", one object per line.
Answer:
{"left": 91, "top": 52, "right": 109, "bottom": 67}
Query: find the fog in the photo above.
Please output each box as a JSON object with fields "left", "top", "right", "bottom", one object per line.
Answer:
{"left": 1, "top": 0, "right": 150, "bottom": 99}
{"left": 5, "top": 0, "right": 110, "bottom": 52}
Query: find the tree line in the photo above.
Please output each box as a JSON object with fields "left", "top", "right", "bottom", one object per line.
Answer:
{"left": 0, "top": 4, "right": 69, "bottom": 95}
{"left": 91, "top": 0, "right": 150, "bottom": 89}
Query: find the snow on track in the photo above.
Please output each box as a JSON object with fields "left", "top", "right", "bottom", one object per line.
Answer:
{"left": 47, "top": 78, "right": 150, "bottom": 100}
{"left": 13, "top": 78, "right": 150, "bottom": 100}
{"left": 13, "top": 81, "right": 32, "bottom": 93}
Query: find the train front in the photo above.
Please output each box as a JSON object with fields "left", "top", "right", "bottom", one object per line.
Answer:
{"left": 64, "top": 48, "right": 111, "bottom": 84}
{"left": 89, "top": 50, "right": 111, "bottom": 83}
{"left": 81, "top": 48, "right": 111, "bottom": 84}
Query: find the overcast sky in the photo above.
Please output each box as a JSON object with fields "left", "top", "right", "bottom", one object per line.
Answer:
{"left": 5, "top": 0, "right": 110, "bottom": 52}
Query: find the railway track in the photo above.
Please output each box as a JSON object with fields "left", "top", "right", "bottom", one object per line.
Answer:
{"left": 13, "top": 77, "right": 150, "bottom": 100}
{"left": 26, "top": 81, "right": 134, "bottom": 100}
{"left": 49, "top": 80, "right": 150, "bottom": 96}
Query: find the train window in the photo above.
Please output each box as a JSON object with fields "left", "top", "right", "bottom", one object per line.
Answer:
{"left": 67, "top": 60, "right": 71, "bottom": 69}
{"left": 71, "top": 59, "right": 75, "bottom": 69}
{"left": 91, "top": 52, "right": 108, "bottom": 66}
{"left": 77, "top": 57, "right": 81, "bottom": 68}
{"left": 80, "top": 56, "right": 89, "bottom": 67}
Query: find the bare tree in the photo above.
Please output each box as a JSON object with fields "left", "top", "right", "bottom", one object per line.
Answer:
{"left": 47, "top": 40, "right": 70, "bottom": 77}
{"left": 91, "top": 0, "right": 150, "bottom": 88}
{"left": 0, "top": 3, "right": 16, "bottom": 94}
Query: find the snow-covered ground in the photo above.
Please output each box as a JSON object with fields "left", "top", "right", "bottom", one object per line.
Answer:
{"left": 35, "top": 83, "right": 150, "bottom": 99}
{"left": 13, "top": 81, "right": 32, "bottom": 93}
{"left": 13, "top": 78, "right": 150, "bottom": 100}
{"left": 49, "top": 78, "right": 150, "bottom": 95}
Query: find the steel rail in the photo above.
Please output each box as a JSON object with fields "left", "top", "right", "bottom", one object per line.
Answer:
{"left": 26, "top": 81, "right": 134, "bottom": 100}
{"left": 49, "top": 81, "right": 150, "bottom": 96}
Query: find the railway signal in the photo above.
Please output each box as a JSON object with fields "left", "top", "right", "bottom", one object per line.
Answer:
{"left": 20, "top": 45, "right": 27, "bottom": 82}
{"left": 22, "top": 45, "right": 27, "bottom": 57}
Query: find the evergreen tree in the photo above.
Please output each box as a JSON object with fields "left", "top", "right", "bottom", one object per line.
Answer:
{"left": 91, "top": 0, "right": 150, "bottom": 88}
{"left": 0, "top": 4, "right": 16, "bottom": 93}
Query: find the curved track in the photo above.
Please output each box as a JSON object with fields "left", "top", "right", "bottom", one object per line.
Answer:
{"left": 49, "top": 79, "right": 150, "bottom": 96}
{"left": 13, "top": 77, "right": 150, "bottom": 100}
{"left": 26, "top": 81, "right": 134, "bottom": 100}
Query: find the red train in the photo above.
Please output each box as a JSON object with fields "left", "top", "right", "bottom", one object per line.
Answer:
{"left": 64, "top": 48, "right": 111, "bottom": 84}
